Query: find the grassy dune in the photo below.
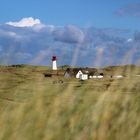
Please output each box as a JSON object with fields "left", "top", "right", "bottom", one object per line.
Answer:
{"left": 0, "top": 65, "right": 140, "bottom": 140}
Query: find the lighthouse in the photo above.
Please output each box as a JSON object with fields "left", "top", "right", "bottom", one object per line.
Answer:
{"left": 52, "top": 56, "right": 57, "bottom": 70}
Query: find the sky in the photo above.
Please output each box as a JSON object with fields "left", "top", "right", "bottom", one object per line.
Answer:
{"left": 0, "top": 0, "right": 140, "bottom": 29}
{"left": 0, "top": 0, "right": 140, "bottom": 66}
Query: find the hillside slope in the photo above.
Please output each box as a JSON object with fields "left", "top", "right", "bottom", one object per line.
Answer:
{"left": 0, "top": 65, "right": 140, "bottom": 140}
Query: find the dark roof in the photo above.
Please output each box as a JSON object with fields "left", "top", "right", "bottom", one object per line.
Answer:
{"left": 65, "top": 68, "right": 97, "bottom": 76}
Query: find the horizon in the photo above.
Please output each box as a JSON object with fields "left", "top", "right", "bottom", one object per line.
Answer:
{"left": 0, "top": 63, "right": 139, "bottom": 68}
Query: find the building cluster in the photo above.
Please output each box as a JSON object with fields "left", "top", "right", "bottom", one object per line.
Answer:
{"left": 64, "top": 68, "right": 104, "bottom": 80}
{"left": 51, "top": 56, "right": 124, "bottom": 80}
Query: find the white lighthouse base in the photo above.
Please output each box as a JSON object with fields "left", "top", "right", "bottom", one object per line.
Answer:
{"left": 52, "top": 61, "right": 57, "bottom": 70}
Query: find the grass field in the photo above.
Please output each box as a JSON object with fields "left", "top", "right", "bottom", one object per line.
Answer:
{"left": 0, "top": 65, "right": 140, "bottom": 140}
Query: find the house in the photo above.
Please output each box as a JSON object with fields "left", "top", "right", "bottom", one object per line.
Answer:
{"left": 112, "top": 75, "right": 124, "bottom": 78}
{"left": 89, "top": 75, "right": 104, "bottom": 79}
{"left": 97, "top": 75, "right": 104, "bottom": 79}
{"left": 79, "top": 74, "right": 88, "bottom": 80}
{"left": 64, "top": 68, "right": 74, "bottom": 78}
{"left": 64, "top": 68, "right": 98, "bottom": 80}
{"left": 64, "top": 68, "right": 80, "bottom": 78}
{"left": 76, "top": 70, "right": 89, "bottom": 80}
{"left": 76, "top": 70, "right": 83, "bottom": 78}
{"left": 88, "top": 71, "right": 104, "bottom": 79}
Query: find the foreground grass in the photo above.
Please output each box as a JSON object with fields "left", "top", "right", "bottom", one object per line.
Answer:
{"left": 0, "top": 66, "right": 140, "bottom": 140}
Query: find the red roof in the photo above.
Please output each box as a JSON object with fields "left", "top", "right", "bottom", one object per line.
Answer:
{"left": 52, "top": 56, "right": 57, "bottom": 61}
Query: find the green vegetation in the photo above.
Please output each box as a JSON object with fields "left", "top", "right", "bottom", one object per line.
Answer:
{"left": 0, "top": 65, "right": 140, "bottom": 140}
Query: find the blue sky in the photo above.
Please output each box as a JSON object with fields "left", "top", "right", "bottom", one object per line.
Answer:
{"left": 0, "top": 0, "right": 140, "bottom": 66}
{"left": 0, "top": 0, "right": 140, "bottom": 30}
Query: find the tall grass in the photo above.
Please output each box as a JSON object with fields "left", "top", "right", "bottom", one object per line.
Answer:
{"left": 0, "top": 66, "right": 140, "bottom": 140}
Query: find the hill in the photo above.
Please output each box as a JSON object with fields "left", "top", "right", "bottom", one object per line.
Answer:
{"left": 0, "top": 64, "right": 140, "bottom": 140}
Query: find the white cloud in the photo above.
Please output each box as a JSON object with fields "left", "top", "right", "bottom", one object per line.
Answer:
{"left": 32, "top": 24, "right": 46, "bottom": 32}
{"left": 46, "top": 25, "right": 57, "bottom": 32}
{"left": 127, "top": 38, "right": 133, "bottom": 43}
{"left": 6, "top": 17, "right": 41, "bottom": 27}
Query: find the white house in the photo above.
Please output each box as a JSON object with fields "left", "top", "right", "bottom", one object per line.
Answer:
{"left": 89, "top": 75, "right": 103, "bottom": 79}
{"left": 92, "top": 76, "right": 97, "bottom": 79}
{"left": 79, "top": 74, "right": 88, "bottom": 80}
{"left": 113, "top": 75, "right": 124, "bottom": 79}
{"left": 76, "top": 70, "right": 88, "bottom": 80}
{"left": 97, "top": 75, "right": 104, "bottom": 79}
{"left": 76, "top": 70, "right": 83, "bottom": 79}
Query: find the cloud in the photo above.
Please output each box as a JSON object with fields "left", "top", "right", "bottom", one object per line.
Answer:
{"left": 134, "top": 32, "right": 140, "bottom": 42}
{"left": 115, "top": 3, "right": 140, "bottom": 17}
{"left": 53, "top": 25, "right": 86, "bottom": 44}
{"left": 127, "top": 38, "right": 133, "bottom": 43}
{"left": 0, "top": 29, "right": 16, "bottom": 37}
{"left": 0, "top": 17, "right": 140, "bottom": 66}
{"left": 6, "top": 17, "right": 41, "bottom": 27}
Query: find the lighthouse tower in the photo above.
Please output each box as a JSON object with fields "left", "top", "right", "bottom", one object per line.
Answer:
{"left": 52, "top": 56, "right": 57, "bottom": 70}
